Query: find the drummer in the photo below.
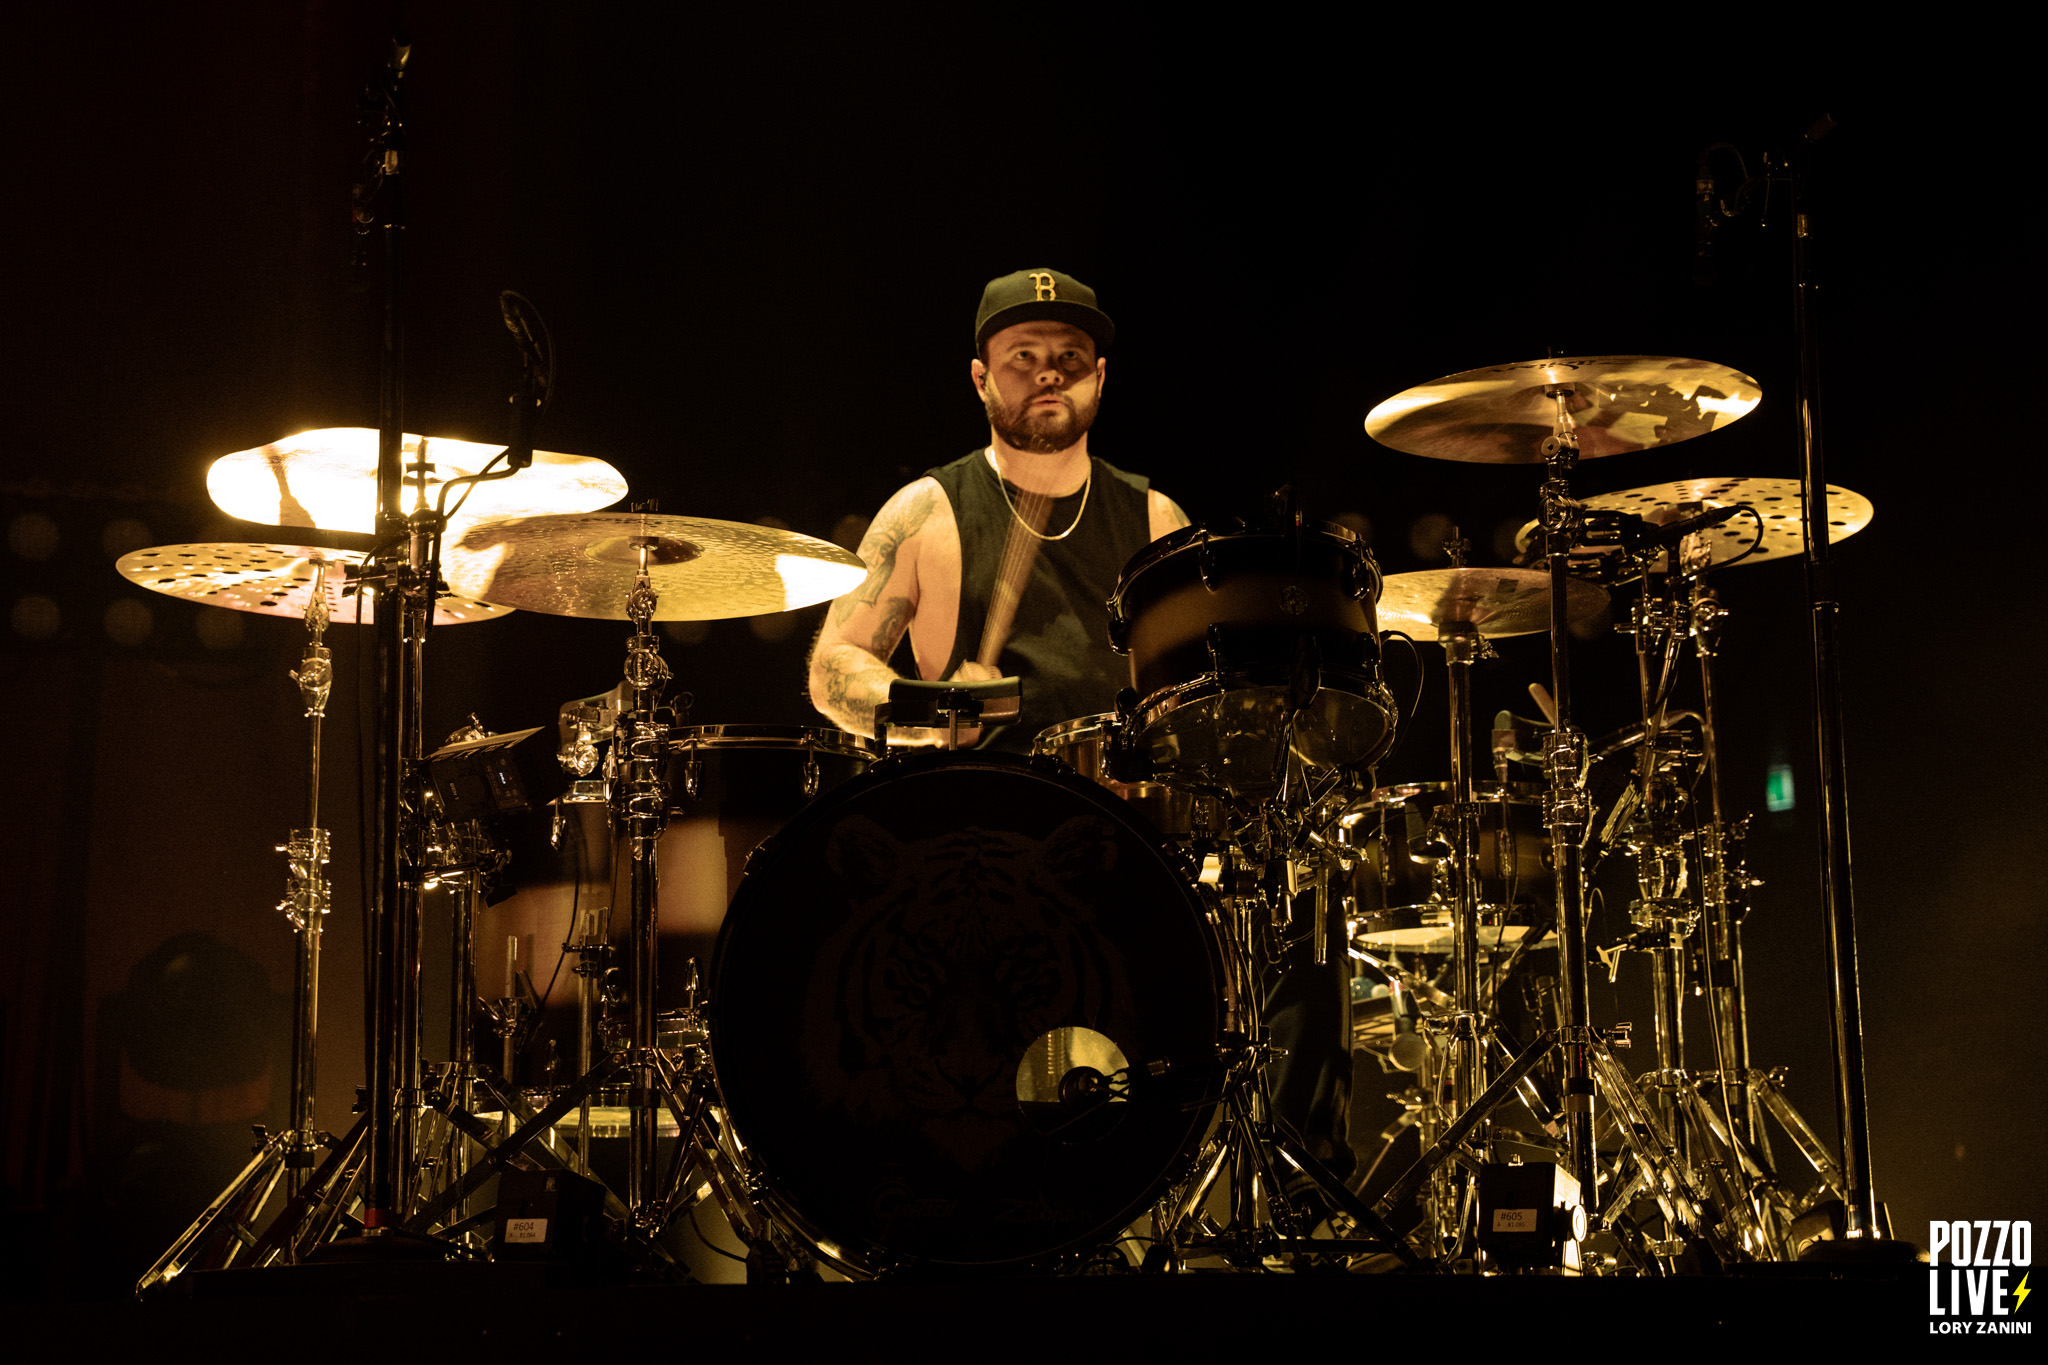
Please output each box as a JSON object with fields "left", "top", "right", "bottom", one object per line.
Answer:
{"left": 806, "top": 266, "right": 1185, "bottom": 749}
{"left": 807, "top": 268, "right": 1359, "bottom": 1212}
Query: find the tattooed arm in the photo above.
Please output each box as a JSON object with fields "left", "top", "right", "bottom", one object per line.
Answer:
{"left": 808, "top": 479, "right": 950, "bottom": 738}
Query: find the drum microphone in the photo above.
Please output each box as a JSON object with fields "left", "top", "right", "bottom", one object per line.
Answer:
{"left": 1623, "top": 503, "right": 1745, "bottom": 554}
{"left": 499, "top": 290, "right": 549, "bottom": 471}
{"left": 1493, "top": 710, "right": 1517, "bottom": 784}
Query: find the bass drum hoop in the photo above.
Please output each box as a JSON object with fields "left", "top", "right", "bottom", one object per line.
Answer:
{"left": 708, "top": 750, "right": 1225, "bottom": 1276}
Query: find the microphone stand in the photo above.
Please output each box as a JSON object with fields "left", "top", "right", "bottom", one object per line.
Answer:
{"left": 356, "top": 34, "right": 441, "bottom": 1245}
{"left": 1699, "top": 116, "right": 1906, "bottom": 1251}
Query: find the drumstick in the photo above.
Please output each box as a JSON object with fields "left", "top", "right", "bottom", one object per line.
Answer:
{"left": 975, "top": 482, "right": 1053, "bottom": 668}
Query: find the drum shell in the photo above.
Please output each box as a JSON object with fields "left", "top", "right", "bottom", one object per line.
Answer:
{"left": 1109, "top": 524, "right": 1382, "bottom": 698}
{"left": 659, "top": 726, "right": 875, "bottom": 967}
{"left": 1335, "top": 782, "right": 1553, "bottom": 952}
{"left": 1108, "top": 524, "right": 1395, "bottom": 785}
{"left": 709, "top": 750, "right": 1224, "bottom": 1273}
{"left": 472, "top": 727, "right": 872, "bottom": 1075}
{"left": 1030, "top": 714, "right": 1220, "bottom": 839}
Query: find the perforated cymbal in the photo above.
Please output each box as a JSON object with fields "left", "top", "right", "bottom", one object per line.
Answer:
{"left": 1378, "top": 567, "right": 1608, "bottom": 641}
{"left": 1512, "top": 477, "right": 1874, "bottom": 570}
{"left": 1365, "top": 356, "right": 1761, "bottom": 463}
{"left": 441, "top": 512, "right": 868, "bottom": 621}
{"left": 206, "top": 427, "right": 628, "bottom": 533}
{"left": 116, "top": 544, "right": 511, "bottom": 624}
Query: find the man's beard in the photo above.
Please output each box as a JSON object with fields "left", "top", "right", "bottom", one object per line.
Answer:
{"left": 984, "top": 384, "right": 1099, "bottom": 454}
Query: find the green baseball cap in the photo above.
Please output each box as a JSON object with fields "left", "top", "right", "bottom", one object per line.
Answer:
{"left": 973, "top": 268, "right": 1115, "bottom": 355}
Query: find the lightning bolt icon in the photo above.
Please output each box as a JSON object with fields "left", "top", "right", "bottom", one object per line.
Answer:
{"left": 2017, "top": 1271, "right": 2031, "bottom": 1313}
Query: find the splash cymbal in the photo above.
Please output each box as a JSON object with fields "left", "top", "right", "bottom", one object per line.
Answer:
{"left": 116, "top": 544, "right": 512, "bottom": 625}
{"left": 1365, "top": 356, "right": 1761, "bottom": 463}
{"left": 1378, "top": 567, "right": 1608, "bottom": 641}
{"left": 206, "top": 427, "right": 628, "bottom": 533}
{"left": 442, "top": 512, "right": 868, "bottom": 621}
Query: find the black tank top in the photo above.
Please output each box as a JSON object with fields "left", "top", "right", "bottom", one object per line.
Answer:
{"left": 928, "top": 449, "right": 1152, "bottom": 752}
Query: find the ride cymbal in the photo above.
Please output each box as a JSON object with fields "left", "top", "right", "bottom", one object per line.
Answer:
{"left": 206, "top": 428, "right": 628, "bottom": 533}
{"left": 1365, "top": 356, "right": 1761, "bottom": 463}
{"left": 116, "top": 544, "right": 512, "bottom": 625}
{"left": 442, "top": 512, "right": 868, "bottom": 621}
{"left": 1378, "top": 567, "right": 1609, "bottom": 641}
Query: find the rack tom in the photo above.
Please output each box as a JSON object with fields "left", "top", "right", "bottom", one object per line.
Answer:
{"left": 1108, "top": 520, "right": 1395, "bottom": 793}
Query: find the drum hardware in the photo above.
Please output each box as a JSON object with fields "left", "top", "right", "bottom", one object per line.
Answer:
{"left": 1360, "top": 358, "right": 1775, "bottom": 1269}
{"left": 135, "top": 576, "right": 344, "bottom": 1290}
{"left": 876, "top": 674, "right": 1023, "bottom": 750}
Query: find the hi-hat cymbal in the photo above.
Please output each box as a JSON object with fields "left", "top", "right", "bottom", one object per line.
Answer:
{"left": 1378, "top": 567, "right": 1609, "bottom": 641}
{"left": 1365, "top": 357, "right": 1761, "bottom": 463}
{"left": 206, "top": 428, "right": 628, "bottom": 533}
{"left": 442, "top": 513, "right": 868, "bottom": 621}
{"left": 1512, "top": 477, "right": 1874, "bottom": 570}
{"left": 116, "top": 544, "right": 512, "bottom": 625}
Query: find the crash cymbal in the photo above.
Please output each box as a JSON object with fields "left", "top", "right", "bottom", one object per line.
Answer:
{"left": 1365, "top": 356, "right": 1761, "bottom": 463}
{"left": 116, "top": 544, "right": 512, "bottom": 625}
{"left": 1378, "top": 567, "right": 1609, "bottom": 641}
{"left": 206, "top": 428, "right": 628, "bottom": 533}
{"left": 1512, "top": 477, "right": 1874, "bottom": 570}
{"left": 441, "top": 512, "right": 868, "bottom": 621}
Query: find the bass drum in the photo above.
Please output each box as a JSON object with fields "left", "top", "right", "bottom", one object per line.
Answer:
{"left": 710, "top": 751, "right": 1224, "bottom": 1274}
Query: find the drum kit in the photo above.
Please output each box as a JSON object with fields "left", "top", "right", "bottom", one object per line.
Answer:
{"left": 127, "top": 338, "right": 1880, "bottom": 1287}
{"left": 131, "top": 47, "right": 1890, "bottom": 1288}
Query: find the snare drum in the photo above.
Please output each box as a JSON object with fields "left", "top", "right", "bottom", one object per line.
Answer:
{"left": 710, "top": 750, "right": 1224, "bottom": 1273}
{"left": 1333, "top": 781, "right": 1553, "bottom": 953}
{"left": 1108, "top": 520, "right": 1395, "bottom": 793}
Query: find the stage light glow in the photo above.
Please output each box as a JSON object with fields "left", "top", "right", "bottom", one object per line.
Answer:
{"left": 775, "top": 553, "right": 867, "bottom": 612}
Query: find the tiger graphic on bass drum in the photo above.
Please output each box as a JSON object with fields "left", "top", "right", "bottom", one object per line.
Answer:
{"left": 795, "top": 812, "right": 1130, "bottom": 1172}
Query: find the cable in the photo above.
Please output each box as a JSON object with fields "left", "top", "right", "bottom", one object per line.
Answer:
{"left": 1373, "top": 630, "right": 1425, "bottom": 771}
{"left": 688, "top": 1203, "right": 748, "bottom": 1263}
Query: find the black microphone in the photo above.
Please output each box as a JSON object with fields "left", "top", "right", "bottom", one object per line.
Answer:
{"left": 1629, "top": 503, "right": 1745, "bottom": 553}
{"left": 1692, "top": 153, "right": 1718, "bottom": 287}
{"left": 500, "top": 291, "right": 544, "bottom": 366}
{"left": 500, "top": 291, "right": 547, "bottom": 471}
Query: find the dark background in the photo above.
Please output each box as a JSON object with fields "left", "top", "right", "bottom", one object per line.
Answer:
{"left": 3, "top": 4, "right": 2037, "bottom": 1296}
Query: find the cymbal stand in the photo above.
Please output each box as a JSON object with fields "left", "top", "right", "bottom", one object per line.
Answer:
{"left": 615, "top": 537, "right": 673, "bottom": 1225}
{"left": 282, "top": 567, "right": 336, "bottom": 1206}
{"left": 1616, "top": 567, "right": 1701, "bottom": 1155}
{"left": 1416, "top": 529, "right": 1498, "bottom": 1259}
{"left": 1534, "top": 394, "right": 1599, "bottom": 1202}
{"left": 134, "top": 574, "right": 339, "bottom": 1291}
